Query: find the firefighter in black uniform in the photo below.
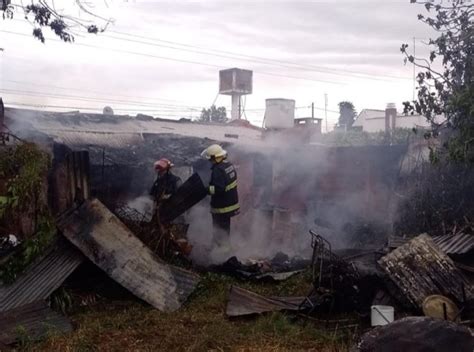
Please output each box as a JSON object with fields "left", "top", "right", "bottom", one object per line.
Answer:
{"left": 201, "top": 144, "right": 239, "bottom": 248}
{"left": 150, "top": 158, "right": 182, "bottom": 202}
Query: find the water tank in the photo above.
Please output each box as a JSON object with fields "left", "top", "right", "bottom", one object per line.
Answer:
{"left": 264, "top": 98, "right": 295, "bottom": 129}
{"left": 219, "top": 68, "right": 253, "bottom": 95}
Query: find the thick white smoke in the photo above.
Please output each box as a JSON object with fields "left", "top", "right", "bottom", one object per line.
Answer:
{"left": 186, "top": 137, "right": 402, "bottom": 266}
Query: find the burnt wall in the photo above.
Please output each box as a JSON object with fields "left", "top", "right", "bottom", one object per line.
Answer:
{"left": 65, "top": 134, "right": 218, "bottom": 208}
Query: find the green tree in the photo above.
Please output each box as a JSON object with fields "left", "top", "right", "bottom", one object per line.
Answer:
{"left": 401, "top": 0, "right": 473, "bottom": 162}
{"left": 2, "top": 1, "right": 112, "bottom": 43}
{"left": 337, "top": 101, "right": 357, "bottom": 129}
{"left": 199, "top": 105, "right": 228, "bottom": 123}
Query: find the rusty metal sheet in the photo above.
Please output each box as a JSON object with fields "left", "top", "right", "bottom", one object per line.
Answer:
{"left": 57, "top": 198, "right": 199, "bottom": 312}
{"left": 432, "top": 234, "right": 474, "bottom": 255}
{"left": 0, "top": 301, "right": 73, "bottom": 345}
{"left": 226, "top": 285, "right": 305, "bottom": 317}
{"left": 378, "top": 234, "right": 473, "bottom": 308}
{"left": 0, "top": 240, "right": 84, "bottom": 312}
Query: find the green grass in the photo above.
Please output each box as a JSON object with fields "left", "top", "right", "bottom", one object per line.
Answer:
{"left": 24, "top": 271, "right": 356, "bottom": 352}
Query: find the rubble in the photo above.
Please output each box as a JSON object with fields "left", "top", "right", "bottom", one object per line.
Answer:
{"left": 352, "top": 317, "right": 474, "bottom": 352}
{"left": 226, "top": 286, "right": 306, "bottom": 317}
{"left": 211, "top": 254, "right": 309, "bottom": 281}
{"left": 378, "top": 233, "right": 474, "bottom": 309}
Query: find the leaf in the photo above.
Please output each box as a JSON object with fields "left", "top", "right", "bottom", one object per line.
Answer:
{"left": 32, "top": 28, "right": 45, "bottom": 43}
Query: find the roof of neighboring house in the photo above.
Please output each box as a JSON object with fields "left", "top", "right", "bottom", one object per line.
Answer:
{"left": 4, "top": 108, "right": 264, "bottom": 146}
{"left": 353, "top": 108, "right": 435, "bottom": 129}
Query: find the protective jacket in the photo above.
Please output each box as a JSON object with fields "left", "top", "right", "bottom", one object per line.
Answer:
{"left": 150, "top": 172, "right": 181, "bottom": 200}
{"left": 208, "top": 160, "right": 239, "bottom": 216}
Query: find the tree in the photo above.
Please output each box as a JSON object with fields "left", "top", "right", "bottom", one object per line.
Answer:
{"left": 199, "top": 105, "right": 228, "bottom": 123}
{"left": 2, "top": 1, "right": 112, "bottom": 43}
{"left": 337, "top": 101, "right": 357, "bottom": 129}
{"left": 401, "top": 0, "right": 473, "bottom": 162}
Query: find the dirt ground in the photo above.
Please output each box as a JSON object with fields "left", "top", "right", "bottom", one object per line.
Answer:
{"left": 17, "top": 272, "right": 358, "bottom": 352}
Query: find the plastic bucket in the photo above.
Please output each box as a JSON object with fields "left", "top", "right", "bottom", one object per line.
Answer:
{"left": 371, "top": 305, "right": 394, "bottom": 326}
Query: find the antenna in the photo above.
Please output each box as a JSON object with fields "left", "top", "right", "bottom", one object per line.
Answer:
{"left": 413, "top": 36, "right": 416, "bottom": 101}
{"left": 324, "top": 93, "right": 328, "bottom": 133}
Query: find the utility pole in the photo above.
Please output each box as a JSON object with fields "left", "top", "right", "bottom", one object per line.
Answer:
{"left": 311, "top": 102, "right": 314, "bottom": 119}
{"left": 324, "top": 94, "right": 328, "bottom": 133}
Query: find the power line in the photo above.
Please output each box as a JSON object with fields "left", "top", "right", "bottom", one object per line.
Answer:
{"left": 0, "top": 88, "right": 205, "bottom": 111}
{"left": 3, "top": 79, "right": 198, "bottom": 105}
{"left": 6, "top": 18, "right": 412, "bottom": 83}
{"left": 0, "top": 30, "right": 341, "bottom": 85}
{"left": 107, "top": 30, "right": 410, "bottom": 82}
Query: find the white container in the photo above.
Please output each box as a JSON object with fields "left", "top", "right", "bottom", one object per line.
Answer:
{"left": 371, "top": 305, "right": 394, "bottom": 326}
{"left": 265, "top": 98, "right": 295, "bottom": 129}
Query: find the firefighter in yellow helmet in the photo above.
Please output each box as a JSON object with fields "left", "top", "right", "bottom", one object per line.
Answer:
{"left": 201, "top": 144, "right": 239, "bottom": 248}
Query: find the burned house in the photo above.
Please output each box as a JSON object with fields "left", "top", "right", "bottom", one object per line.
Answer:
{"left": 5, "top": 107, "right": 407, "bottom": 257}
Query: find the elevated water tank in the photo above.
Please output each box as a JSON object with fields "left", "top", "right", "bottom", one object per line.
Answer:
{"left": 219, "top": 68, "right": 253, "bottom": 95}
{"left": 264, "top": 98, "right": 295, "bottom": 129}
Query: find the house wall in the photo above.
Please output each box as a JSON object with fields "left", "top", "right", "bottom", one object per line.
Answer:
{"left": 359, "top": 118, "right": 386, "bottom": 133}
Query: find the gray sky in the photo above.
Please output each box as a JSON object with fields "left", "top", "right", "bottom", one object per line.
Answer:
{"left": 0, "top": 0, "right": 436, "bottom": 129}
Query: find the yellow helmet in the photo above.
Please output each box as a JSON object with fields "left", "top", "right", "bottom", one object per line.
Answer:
{"left": 201, "top": 144, "right": 227, "bottom": 160}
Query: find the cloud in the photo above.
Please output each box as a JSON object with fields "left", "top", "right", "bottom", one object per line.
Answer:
{"left": 1, "top": 0, "right": 438, "bottom": 124}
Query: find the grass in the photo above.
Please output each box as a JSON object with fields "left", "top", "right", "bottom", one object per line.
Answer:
{"left": 21, "top": 271, "right": 356, "bottom": 352}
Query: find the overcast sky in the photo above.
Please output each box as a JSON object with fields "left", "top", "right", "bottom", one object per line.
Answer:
{"left": 0, "top": 0, "right": 436, "bottom": 129}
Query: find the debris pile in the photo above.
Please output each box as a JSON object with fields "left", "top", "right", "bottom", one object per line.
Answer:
{"left": 378, "top": 234, "right": 473, "bottom": 310}
{"left": 211, "top": 253, "right": 309, "bottom": 281}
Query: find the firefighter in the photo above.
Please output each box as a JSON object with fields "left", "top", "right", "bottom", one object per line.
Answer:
{"left": 149, "top": 158, "right": 182, "bottom": 202}
{"left": 201, "top": 144, "right": 239, "bottom": 248}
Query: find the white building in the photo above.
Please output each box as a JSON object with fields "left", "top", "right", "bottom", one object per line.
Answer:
{"left": 353, "top": 107, "right": 432, "bottom": 133}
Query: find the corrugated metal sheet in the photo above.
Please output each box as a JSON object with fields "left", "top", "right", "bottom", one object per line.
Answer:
{"left": 388, "top": 234, "right": 411, "bottom": 249}
{"left": 226, "top": 285, "right": 305, "bottom": 317}
{"left": 432, "top": 234, "right": 474, "bottom": 255}
{"left": 388, "top": 234, "right": 474, "bottom": 256}
{"left": 52, "top": 131, "right": 144, "bottom": 148}
{"left": 0, "top": 240, "right": 84, "bottom": 312}
{"left": 0, "top": 301, "right": 73, "bottom": 345}
{"left": 379, "top": 234, "right": 473, "bottom": 308}
{"left": 57, "top": 198, "right": 199, "bottom": 312}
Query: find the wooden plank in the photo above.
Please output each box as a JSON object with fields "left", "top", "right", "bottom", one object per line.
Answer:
{"left": 379, "top": 234, "right": 473, "bottom": 308}
{"left": 0, "top": 301, "right": 72, "bottom": 345}
{"left": 57, "top": 198, "right": 199, "bottom": 312}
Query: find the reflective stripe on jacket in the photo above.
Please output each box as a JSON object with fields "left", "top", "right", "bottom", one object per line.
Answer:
{"left": 209, "top": 160, "right": 239, "bottom": 216}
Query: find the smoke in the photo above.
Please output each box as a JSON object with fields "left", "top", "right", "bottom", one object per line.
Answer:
{"left": 126, "top": 195, "right": 154, "bottom": 222}
{"left": 186, "top": 137, "right": 403, "bottom": 266}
